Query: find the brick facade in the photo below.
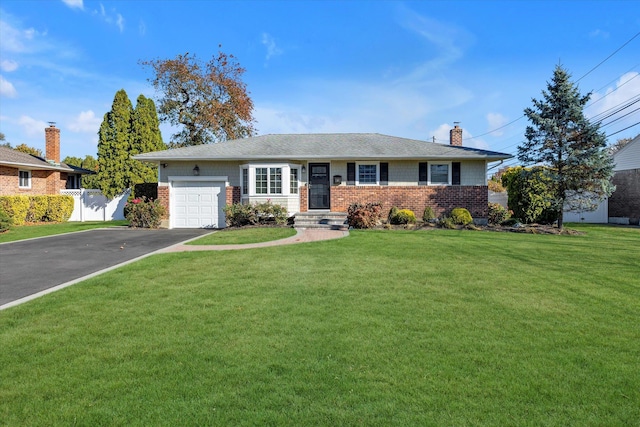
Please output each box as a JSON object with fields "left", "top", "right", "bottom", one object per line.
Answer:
{"left": 226, "top": 186, "right": 241, "bottom": 205}
{"left": 299, "top": 185, "right": 308, "bottom": 212}
{"left": 329, "top": 185, "right": 489, "bottom": 218}
{"left": 157, "top": 185, "right": 170, "bottom": 219}
{"left": 0, "top": 166, "right": 66, "bottom": 196}
{"left": 608, "top": 169, "right": 640, "bottom": 223}
{"left": 45, "top": 124, "right": 61, "bottom": 163}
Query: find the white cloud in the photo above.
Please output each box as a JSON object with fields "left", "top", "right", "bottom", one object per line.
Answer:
{"left": 261, "top": 33, "right": 283, "bottom": 62}
{"left": 1, "top": 59, "right": 18, "bottom": 72}
{"left": 0, "top": 18, "right": 46, "bottom": 53}
{"left": 586, "top": 71, "right": 640, "bottom": 138}
{"left": 93, "top": 3, "right": 125, "bottom": 32}
{"left": 0, "top": 75, "right": 17, "bottom": 97}
{"left": 486, "top": 113, "right": 508, "bottom": 136}
{"left": 589, "top": 29, "right": 609, "bottom": 39}
{"left": 68, "top": 110, "right": 101, "bottom": 133}
{"left": 139, "top": 20, "right": 146, "bottom": 36}
{"left": 18, "top": 115, "right": 48, "bottom": 137}
{"left": 62, "top": 0, "right": 84, "bottom": 10}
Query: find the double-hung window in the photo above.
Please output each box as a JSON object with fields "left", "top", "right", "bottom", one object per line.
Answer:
{"left": 254, "top": 167, "right": 283, "bottom": 195}
{"left": 242, "top": 168, "right": 248, "bottom": 195}
{"left": 270, "top": 168, "right": 282, "bottom": 194}
{"left": 429, "top": 163, "right": 450, "bottom": 185}
{"left": 290, "top": 168, "right": 299, "bottom": 194}
{"left": 19, "top": 170, "right": 31, "bottom": 188}
{"left": 255, "top": 167, "right": 268, "bottom": 194}
{"left": 356, "top": 162, "right": 378, "bottom": 185}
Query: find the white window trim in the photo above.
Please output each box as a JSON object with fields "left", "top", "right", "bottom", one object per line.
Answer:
{"left": 428, "top": 162, "right": 452, "bottom": 185}
{"left": 356, "top": 161, "right": 380, "bottom": 186}
{"left": 240, "top": 164, "right": 301, "bottom": 197}
{"left": 18, "top": 170, "right": 31, "bottom": 189}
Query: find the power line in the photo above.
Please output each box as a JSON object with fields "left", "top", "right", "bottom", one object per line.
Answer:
{"left": 606, "top": 121, "right": 640, "bottom": 137}
{"left": 576, "top": 30, "right": 640, "bottom": 82}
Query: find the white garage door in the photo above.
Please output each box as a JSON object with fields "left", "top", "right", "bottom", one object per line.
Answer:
{"left": 172, "top": 181, "right": 225, "bottom": 228}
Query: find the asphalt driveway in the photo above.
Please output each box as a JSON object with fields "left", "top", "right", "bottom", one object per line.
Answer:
{"left": 0, "top": 228, "right": 212, "bottom": 308}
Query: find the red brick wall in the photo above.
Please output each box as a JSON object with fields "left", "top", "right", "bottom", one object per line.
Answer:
{"left": 330, "top": 185, "right": 488, "bottom": 218}
{"left": 0, "top": 166, "right": 64, "bottom": 195}
{"left": 299, "top": 185, "right": 308, "bottom": 212}
{"left": 158, "top": 185, "right": 170, "bottom": 219}
{"left": 45, "top": 125, "right": 61, "bottom": 163}
{"left": 226, "top": 186, "right": 241, "bottom": 205}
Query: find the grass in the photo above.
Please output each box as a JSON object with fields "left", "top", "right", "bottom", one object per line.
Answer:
{"left": 0, "top": 220, "right": 129, "bottom": 243}
{"left": 187, "top": 226, "right": 297, "bottom": 245}
{"left": 1, "top": 225, "right": 639, "bottom": 425}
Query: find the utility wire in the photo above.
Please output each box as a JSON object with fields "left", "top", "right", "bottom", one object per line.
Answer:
{"left": 606, "top": 121, "right": 640, "bottom": 137}
{"left": 576, "top": 30, "right": 640, "bottom": 82}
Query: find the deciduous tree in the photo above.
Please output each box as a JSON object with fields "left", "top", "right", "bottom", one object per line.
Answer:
{"left": 518, "top": 65, "right": 615, "bottom": 229}
{"left": 63, "top": 155, "right": 100, "bottom": 189}
{"left": 14, "top": 143, "right": 43, "bottom": 157}
{"left": 141, "top": 49, "right": 255, "bottom": 147}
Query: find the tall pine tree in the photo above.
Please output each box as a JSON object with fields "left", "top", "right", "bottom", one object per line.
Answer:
{"left": 97, "top": 89, "right": 134, "bottom": 199}
{"left": 131, "top": 94, "right": 166, "bottom": 184}
{"left": 96, "top": 90, "right": 165, "bottom": 198}
{"left": 518, "top": 65, "right": 615, "bottom": 229}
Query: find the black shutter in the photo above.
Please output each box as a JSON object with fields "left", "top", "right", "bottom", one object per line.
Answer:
{"left": 380, "top": 162, "right": 388, "bottom": 185}
{"left": 347, "top": 162, "right": 355, "bottom": 185}
{"left": 452, "top": 162, "right": 461, "bottom": 185}
{"left": 419, "top": 162, "right": 428, "bottom": 184}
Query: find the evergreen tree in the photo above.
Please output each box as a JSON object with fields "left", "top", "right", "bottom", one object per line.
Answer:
{"left": 63, "top": 155, "right": 100, "bottom": 189}
{"left": 97, "top": 89, "right": 134, "bottom": 199}
{"left": 130, "top": 94, "right": 166, "bottom": 184}
{"left": 518, "top": 65, "right": 615, "bottom": 229}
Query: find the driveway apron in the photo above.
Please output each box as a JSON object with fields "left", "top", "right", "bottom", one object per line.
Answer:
{"left": 0, "top": 228, "right": 211, "bottom": 307}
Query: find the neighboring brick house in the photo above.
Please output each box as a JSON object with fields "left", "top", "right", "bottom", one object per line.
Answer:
{"left": 134, "top": 126, "right": 512, "bottom": 229}
{"left": 608, "top": 135, "right": 640, "bottom": 225}
{"left": 0, "top": 124, "right": 90, "bottom": 196}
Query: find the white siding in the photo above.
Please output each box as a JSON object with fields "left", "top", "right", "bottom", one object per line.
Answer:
{"left": 160, "top": 162, "right": 241, "bottom": 185}
{"left": 613, "top": 136, "right": 640, "bottom": 171}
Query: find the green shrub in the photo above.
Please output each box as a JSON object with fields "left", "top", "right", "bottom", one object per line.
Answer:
{"left": 422, "top": 206, "right": 436, "bottom": 222}
{"left": 45, "top": 195, "right": 74, "bottom": 222}
{"left": 488, "top": 202, "right": 510, "bottom": 225}
{"left": 347, "top": 202, "right": 383, "bottom": 229}
{"left": 0, "top": 196, "right": 30, "bottom": 226}
{"left": 450, "top": 207, "right": 473, "bottom": 225}
{"left": 387, "top": 206, "right": 399, "bottom": 224}
{"left": 501, "top": 166, "right": 557, "bottom": 224}
{"left": 253, "top": 201, "right": 288, "bottom": 225}
{"left": 223, "top": 201, "right": 289, "bottom": 227}
{"left": 439, "top": 217, "right": 457, "bottom": 229}
{"left": 223, "top": 203, "right": 256, "bottom": 227}
{"left": 26, "top": 195, "right": 48, "bottom": 222}
{"left": 125, "top": 196, "right": 165, "bottom": 228}
{"left": 0, "top": 206, "right": 12, "bottom": 232}
{"left": 390, "top": 208, "right": 417, "bottom": 225}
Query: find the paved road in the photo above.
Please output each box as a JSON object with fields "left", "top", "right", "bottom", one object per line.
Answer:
{"left": 0, "top": 228, "right": 212, "bottom": 307}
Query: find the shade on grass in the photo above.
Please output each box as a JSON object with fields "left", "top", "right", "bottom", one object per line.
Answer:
{"left": 1, "top": 225, "right": 638, "bottom": 425}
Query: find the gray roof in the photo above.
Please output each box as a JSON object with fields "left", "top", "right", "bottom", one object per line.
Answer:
{"left": 134, "top": 133, "right": 513, "bottom": 162}
{"left": 0, "top": 145, "right": 76, "bottom": 172}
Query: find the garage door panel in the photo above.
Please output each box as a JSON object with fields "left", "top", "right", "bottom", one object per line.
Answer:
{"left": 172, "top": 180, "right": 225, "bottom": 229}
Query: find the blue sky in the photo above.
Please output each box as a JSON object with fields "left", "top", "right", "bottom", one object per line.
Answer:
{"left": 1, "top": 0, "right": 639, "bottom": 167}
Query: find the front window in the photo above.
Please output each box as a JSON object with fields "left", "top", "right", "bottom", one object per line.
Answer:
{"left": 19, "top": 170, "right": 31, "bottom": 188}
{"left": 357, "top": 163, "right": 378, "bottom": 185}
{"left": 242, "top": 168, "right": 248, "bottom": 195}
{"left": 429, "top": 163, "right": 450, "bottom": 185}
{"left": 255, "top": 168, "right": 268, "bottom": 194}
{"left": 290, "top": 168, "right": 299, "bottom": 194}
{"left": 270, "top": 168, "right": 282, "bottom": 194}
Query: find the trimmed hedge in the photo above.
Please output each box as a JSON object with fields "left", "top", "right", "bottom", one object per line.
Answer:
{"left": 0, "top": 195, "right": 74, "bottom": 225}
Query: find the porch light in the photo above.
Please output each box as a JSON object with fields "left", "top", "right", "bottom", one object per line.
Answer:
{"left": 301, "top": 165, "right": 306, "bottom": 173}
{"left": 193, "top": 165, "right": 200, "bottom": 176}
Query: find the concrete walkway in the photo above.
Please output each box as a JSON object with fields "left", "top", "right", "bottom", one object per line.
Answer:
{"left": 160, "top": 228, "right": 349, "bottom": 252}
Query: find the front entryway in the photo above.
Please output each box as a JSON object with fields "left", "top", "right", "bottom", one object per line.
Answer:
{"left": 172, "top": 180, "right": 225, "bottom": 228}
{"left": 308, "top": 163, "right": 330, "bottom": 209}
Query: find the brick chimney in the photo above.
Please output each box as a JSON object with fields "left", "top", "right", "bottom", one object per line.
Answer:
{"left": 449, "top": 122, "right": 463, "bottom": 146}
{"left": 45, "top": 122, "right": 60, "bottom": 163}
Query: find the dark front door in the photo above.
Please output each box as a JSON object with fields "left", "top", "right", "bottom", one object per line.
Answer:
{"left": 308, "top": 163, "right": 330, "bottom": 209}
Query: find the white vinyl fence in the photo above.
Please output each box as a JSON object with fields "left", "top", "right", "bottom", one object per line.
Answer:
{"left": 61, "top": 189, "right": 130, "bottom": 222}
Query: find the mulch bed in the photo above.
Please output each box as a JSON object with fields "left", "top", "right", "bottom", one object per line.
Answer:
{"left": 375, "top": 222, "right": 584, "bottom": 235}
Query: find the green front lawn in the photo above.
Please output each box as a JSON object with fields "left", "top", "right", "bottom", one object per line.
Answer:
{"left": 0, "top": 220, "right": 129, "bottom": 243}
{"left": 187, "top": 226, "right": 297, "bottom": 245}
{"left": 1, "top": 225, "right": 638, "bottom": 425}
